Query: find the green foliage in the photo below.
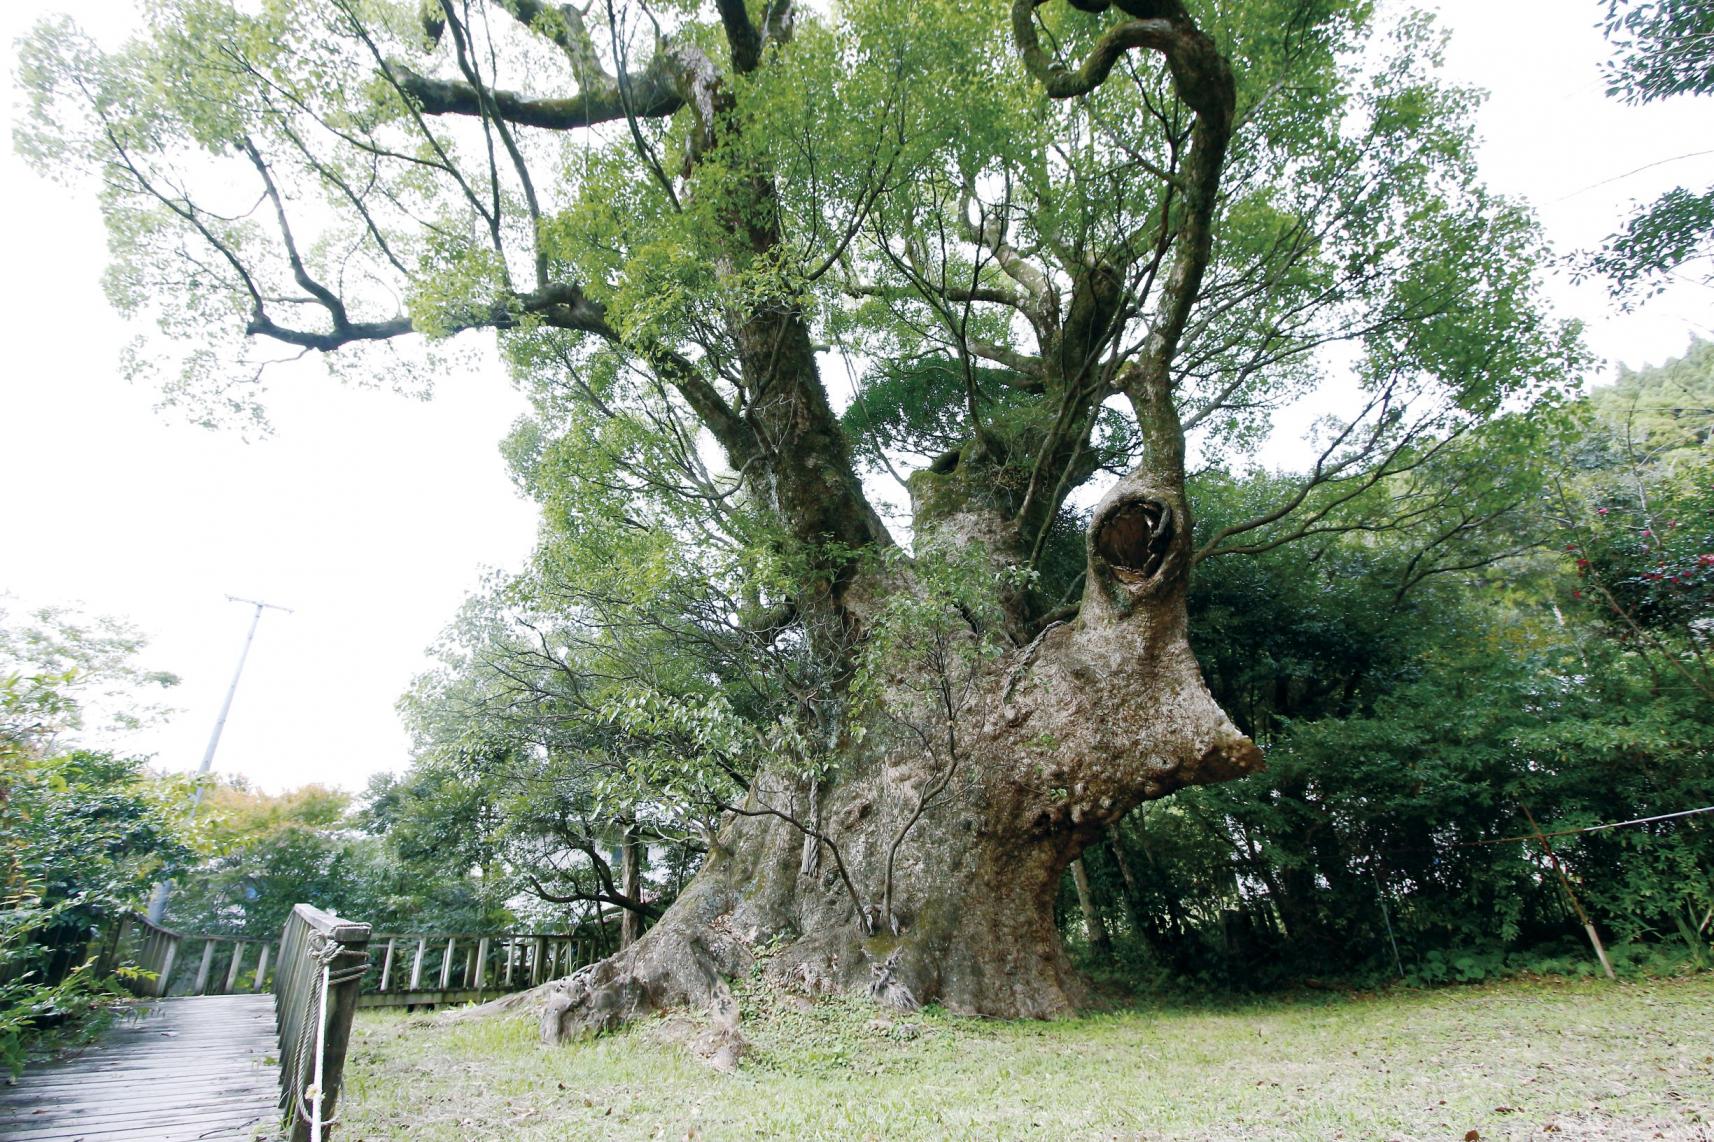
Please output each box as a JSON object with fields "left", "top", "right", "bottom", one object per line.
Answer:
{"left": 1094, "top": 561, "right": 1713, "bottom": 987}
{"left": 1601, "top": 0, "right": 1714, "bottom": 104}
{"left": 0, "top": 600, "right": 180, "bottom": 750}
{"left": 1587, "top": 336, "right": 1714, "bottom": 459}
{"left": 1589, "top": 0, "right": 1714, "bottom": 297}
{"left": 162, "top": 781, "right": 410, "bottom": 938}
{"left": 0, "top": 903, "right": 135, "bottom": 1079}
{"left": 1563, "top": 338, "right": 1714, "bottom": 677}
{"left": 1593, "top": 188, "right": 1714, "bottom": 298}
{"left": 1070, "top": 348, "right": 1714, "bottom": 991}
{"left": 1568, "top": 458, "right": 1714, "bottom": 634}
{"left": 0, "top": 743, "right": 190, "bottom": 1072}
{"left": 0, "top": 603, "right": 193, "bottom": 1070}
{"left": 386, "top": 567, "right": 753, "bottom": 931}
{"left": 852, "top": 545, "right": 1015, "bottom": 716}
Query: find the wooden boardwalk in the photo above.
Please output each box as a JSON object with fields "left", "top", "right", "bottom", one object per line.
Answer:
{"left": 0, "top": 995, "right": 282, "bottom": 1142}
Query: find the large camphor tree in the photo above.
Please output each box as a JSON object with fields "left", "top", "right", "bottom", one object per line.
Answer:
{"left": 19, "top": 0, "right": 1576, "bottom": 1036}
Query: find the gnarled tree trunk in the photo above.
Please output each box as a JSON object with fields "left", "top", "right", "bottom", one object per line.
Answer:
{"left": 540, "top": 460, "right": 1260, "bottom": 1038}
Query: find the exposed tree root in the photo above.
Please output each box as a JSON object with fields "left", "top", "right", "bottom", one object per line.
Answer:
{"left": 532, "top": 898, "right": 753, "bottom": 1070}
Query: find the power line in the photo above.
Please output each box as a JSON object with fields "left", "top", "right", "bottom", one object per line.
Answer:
{"left": 1550, "top": 149, "right": 1714, "bottom": 203}
{"left": 1464, "top": 803, "right": 1714, "bottom": 847}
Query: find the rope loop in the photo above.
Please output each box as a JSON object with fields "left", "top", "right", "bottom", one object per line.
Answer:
{"left": 292, "top": 932, "right": 372, "bottom": 1138}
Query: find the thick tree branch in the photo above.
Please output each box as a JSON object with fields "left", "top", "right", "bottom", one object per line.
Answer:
{"left": 243, "top": 279, "right": 611, "bottom": 350}
{"left": 957, "top": 185, "right": 1057, "bottom": 327}
{"left": 239, "top": 137, "right": 350, "bottom": 325}
{"left": 716, "top": 0, "right": 763, "bottom": 73}
{"left": 439, "top": 2, "right": 546, "bottom": 284}
{"left": 526, "top": 872, "right": 664, "bottom": 919}
{"left": 1014, "top": 0, "right": 1234, "bottom": 540}
{"left": 1013, "top": 1, "right": 1229, "bottom": 123}
{"left": 393, "top": 56, "right": 682, "bottom": 130}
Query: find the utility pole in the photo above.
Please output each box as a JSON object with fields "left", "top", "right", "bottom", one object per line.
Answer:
{"left": 146, "top": 596, "right": 292, "bottom": 924}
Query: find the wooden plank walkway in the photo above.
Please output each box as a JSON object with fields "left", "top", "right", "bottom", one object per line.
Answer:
{"left": 0, "top": 995, "right": 282, "bottom": 1142}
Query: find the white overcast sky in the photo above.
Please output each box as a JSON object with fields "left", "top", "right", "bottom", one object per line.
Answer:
{"left": 2, "top": 0, "right": 1709, "bottom": 795}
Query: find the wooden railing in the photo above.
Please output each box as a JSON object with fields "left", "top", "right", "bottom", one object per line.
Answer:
{"left": 363, "top": 929, "right": 591, "bottom": 1007}
{"left": 90, "top": 912, "right": 599, "bottom": 1007}
{"left": 96, "top": 912, "right": 276, "bottom": 998}
{"left": 274, "top": 903, "right": 371, "bottom": 1142}
{"left": 77, "top": 907, "right": 602, "bottom": 1139}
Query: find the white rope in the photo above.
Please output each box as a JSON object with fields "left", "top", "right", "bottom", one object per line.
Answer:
{"left": 311, "top": 956, "right": 330, "bottom": 1142}
{"left": 293, "top": 932, "right": 370, "bottom": 1139}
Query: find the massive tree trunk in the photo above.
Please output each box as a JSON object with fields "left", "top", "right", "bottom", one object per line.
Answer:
{"left": 619, "top": 826, "right": 643, "bottom": 949}
{"left": 541, "top": 458, "right": 1261, "bottom": 1038}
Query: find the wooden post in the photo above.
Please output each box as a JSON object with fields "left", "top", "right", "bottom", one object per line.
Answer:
{"left": 225, "top": 942, "right": 247, "bottom": 993}
{"left": 253, "top": 942, "right": 271, "bottom": 992}
{"left": 620, "top": 825, "right": 643, "bottom": 948}
{"left": 533, "top": 937, "right": 546, "bottom": 985}
{"left": 503, "top": 937, "right": 515, "bottom": 986}
{"left": 463, "top": 942, "right": 477, "bottom": 988}
{"left": 194, "top": 938, "right": 217, "bottom": 995}
{"left": 1070, "top": 858, "right": 1113, "bottom": 961}
{"left": 273, "top": 903, "right": 372, "bottom": 1142}
{"left": 440, "top": 937, "right": 456, "bottom": 991}
{"left": 97, "top": 914, "right": 132, "bottom": 977}
{"left": 475, "top": 937, "right": 490, "bottom": 991}
{"left": 409, "top": 938, "right": 426, "bottom": 991}
{"left": 156, "top": 934, "right": 180, "bottom": 997}
{"left": 379, "top": 937, "right": 396, "bottom": 992}
{"left": 1523, "top": 805, "right": 1616, "bottom": 981}
{"left": 1371, "top": 865, "right": 1406, "bottom": 979}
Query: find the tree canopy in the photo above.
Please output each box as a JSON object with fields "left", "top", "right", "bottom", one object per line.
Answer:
{"left": 18, "top": 0, "right": 1587, "bottom": 1026}
{"left": 1588, "top": 0, "right": 1714, "bottom": 297}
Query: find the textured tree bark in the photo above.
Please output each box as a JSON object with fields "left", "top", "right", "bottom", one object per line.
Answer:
{"left": 537, "top": 469, "right": 1262, "bottom": 1041}
{"left": 619, "top": 826, "right": 643, "bottom": 949}
{"left": 1071, "top": 859, "right": 1114, "bottom": 962}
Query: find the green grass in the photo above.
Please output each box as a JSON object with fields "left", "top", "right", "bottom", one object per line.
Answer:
{"left": 338, "top": 974, "right": 1714, "bottom": 1140}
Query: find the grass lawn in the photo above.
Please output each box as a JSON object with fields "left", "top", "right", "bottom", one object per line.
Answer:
{"left": 338, "top": 974, "right": 1714, "bottom": 1140}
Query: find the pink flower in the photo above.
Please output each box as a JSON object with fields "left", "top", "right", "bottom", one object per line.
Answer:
{"left": 1596, "top": 507, "right": 1609, "bottom": 516}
